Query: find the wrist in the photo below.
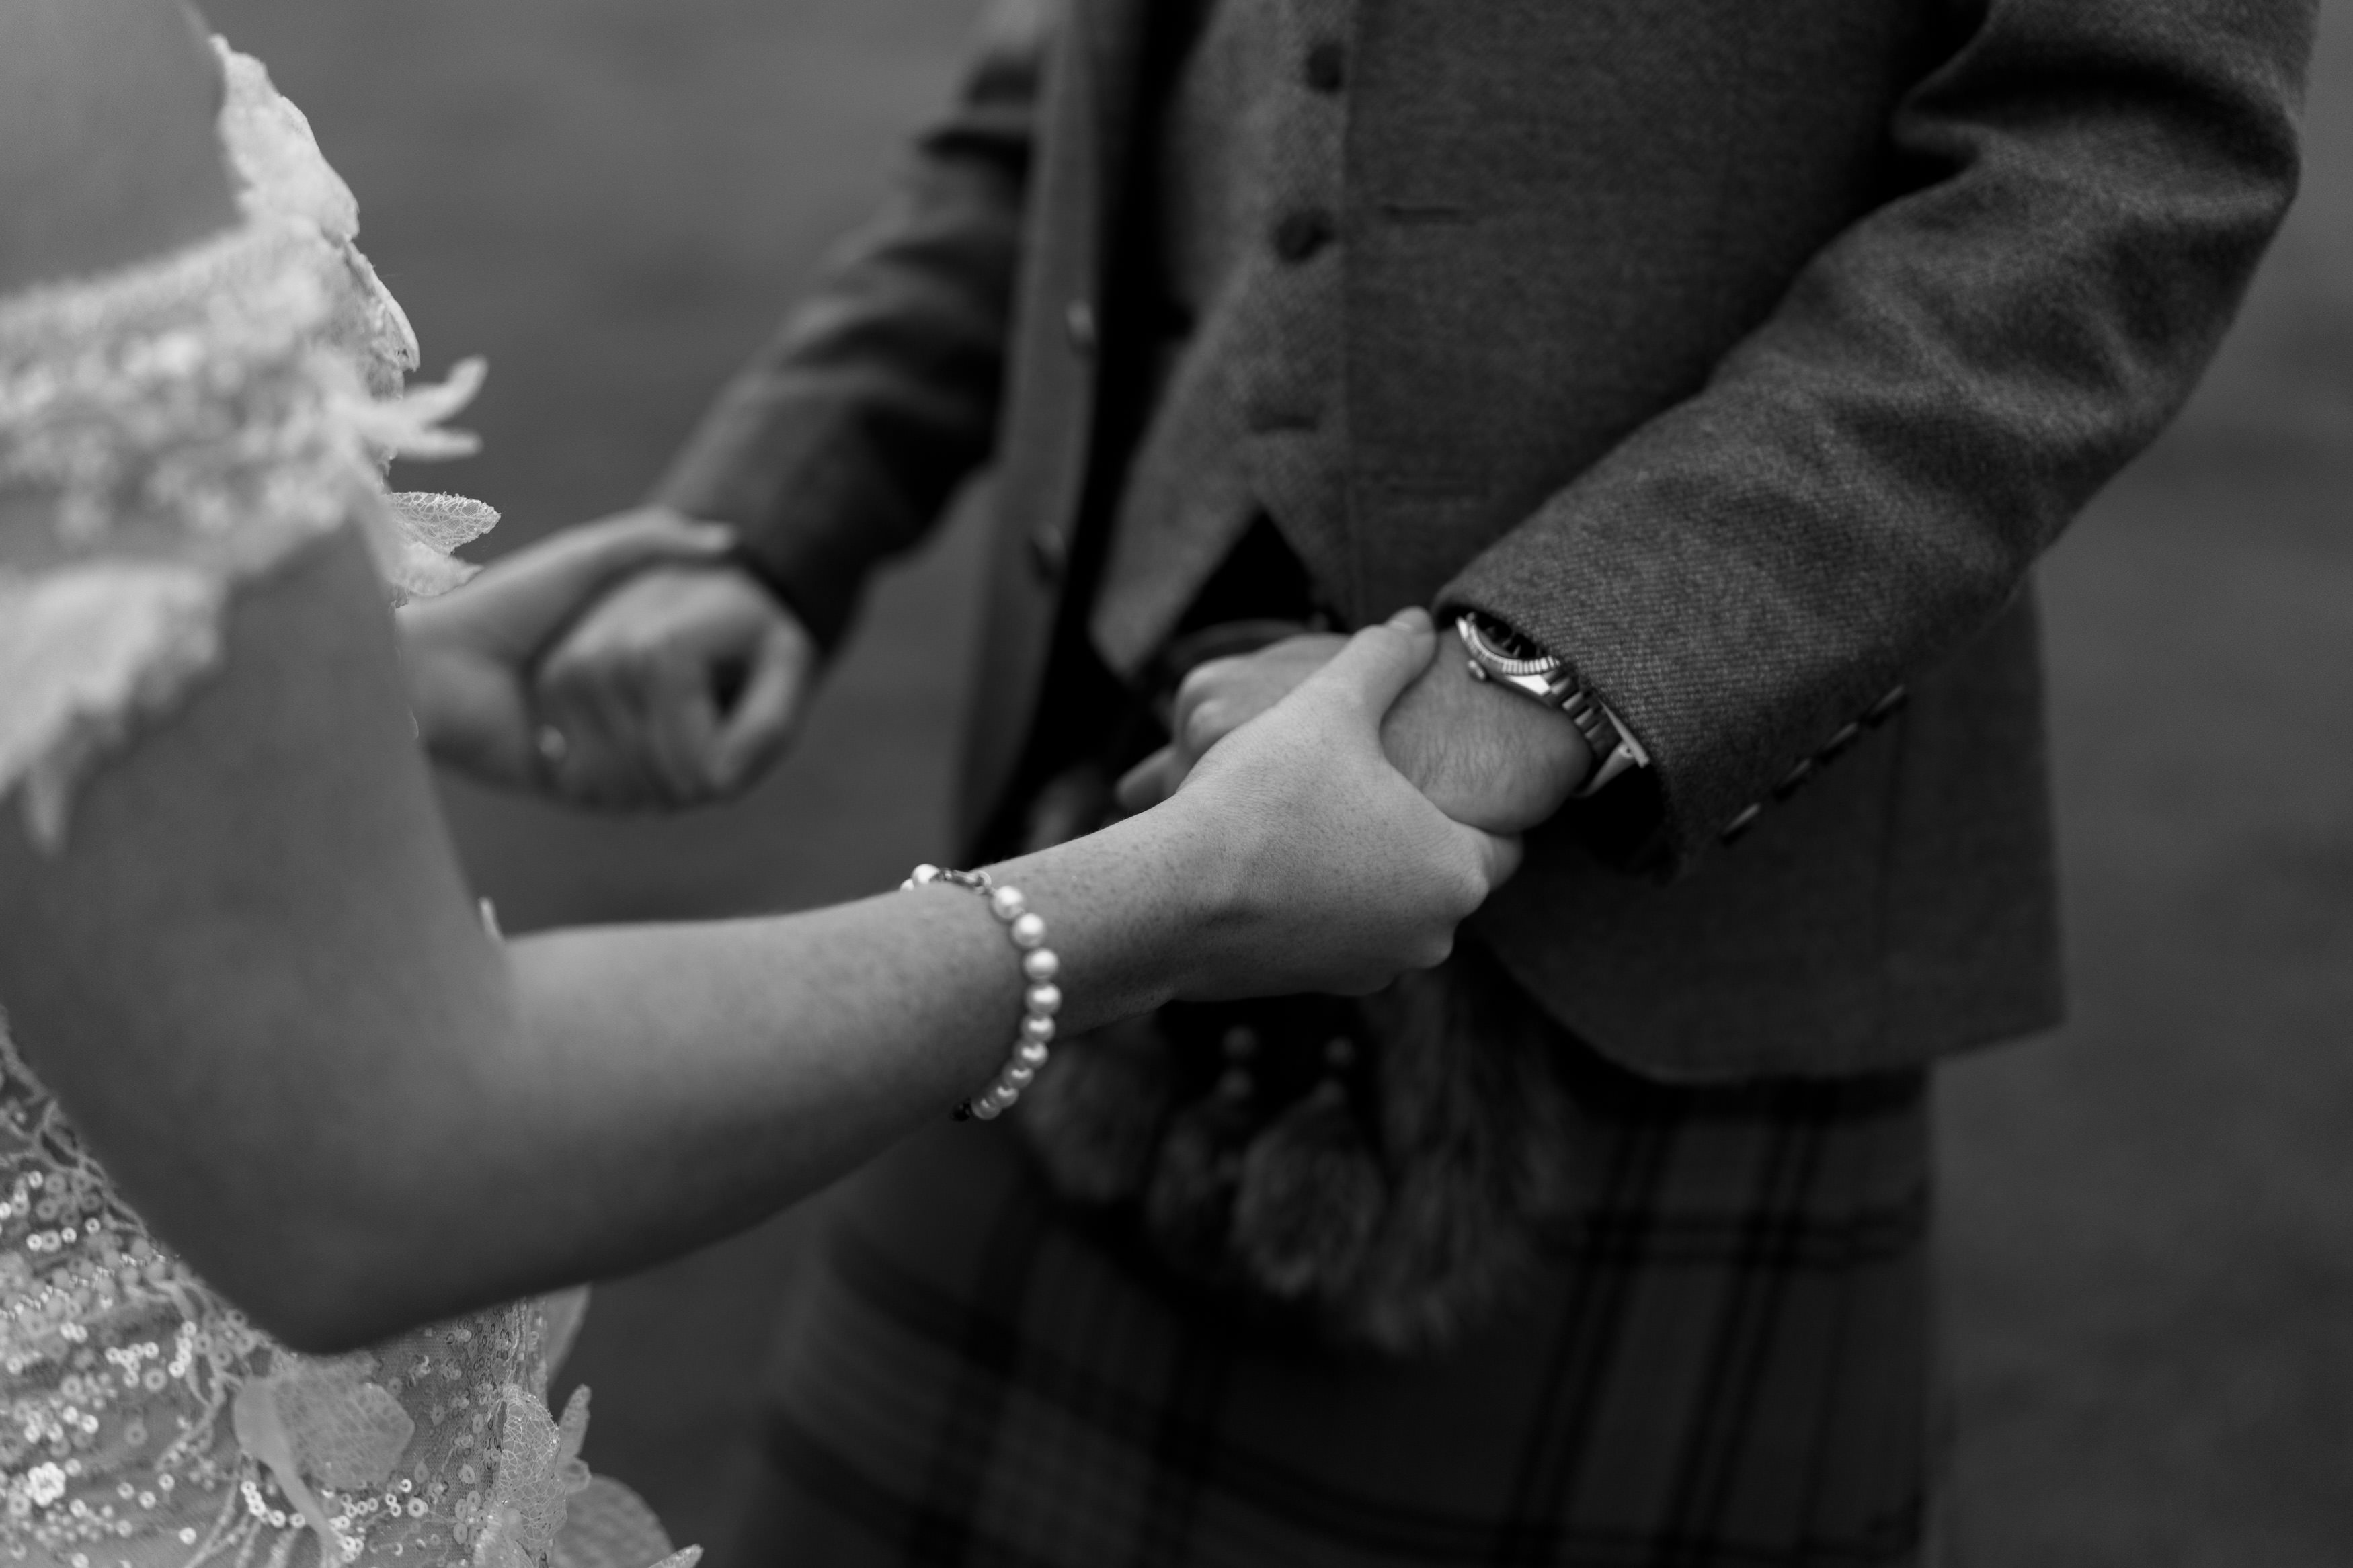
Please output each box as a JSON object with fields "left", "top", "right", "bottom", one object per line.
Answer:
{"left": 720, "top": 536, "right": 824, "bottom": 643}
{"left": 984, "top": 797, "right": 1236, "bottom": 1030}
{"left": 1519, "top": 700, "right": 1599, "bottom": 804}
{"left": 1453, "top": 610, "right": 1648, "bottom": 800}
{"left": 1121, "top": 793, "right": 1244, "bottom": 1001}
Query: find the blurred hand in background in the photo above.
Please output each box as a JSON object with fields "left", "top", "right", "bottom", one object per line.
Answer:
{"left": 529, "top": 510, "right": 819, "bottom": 810}
{"left": 399, "top": 509, "right": 740, "bottom": 792}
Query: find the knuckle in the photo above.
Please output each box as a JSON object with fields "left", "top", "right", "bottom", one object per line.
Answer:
{"left": 1193, "top": 653, "right": 1245, "bottom": 688}
{"left": 1179, "top": 702, "right": 1230, "bottom": 756}
{"left": 1171, "top": 666, "right": 1218, "bottom": 717}
{"left": 1184, "top": 653, "right": 1254, "bottom": 701}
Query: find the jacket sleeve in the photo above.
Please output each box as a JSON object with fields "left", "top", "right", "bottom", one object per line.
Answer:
{"left": 647, "top": 0, "right": 1051, "bottom": 650}
{"left": 1438, "top": 0, "right": 2314, "bottom": 871}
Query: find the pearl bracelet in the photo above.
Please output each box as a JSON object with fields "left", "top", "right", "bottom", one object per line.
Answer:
{"left": 901, "top": 864, "right": 1062, "bottom": 1120}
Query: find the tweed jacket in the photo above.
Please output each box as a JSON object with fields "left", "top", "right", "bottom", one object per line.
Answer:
{"left": 655, "top": 0, "right": 2312, "bottom": 1081}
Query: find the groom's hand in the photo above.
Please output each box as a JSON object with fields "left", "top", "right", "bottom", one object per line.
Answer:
{"left": 1117, "top": 627, "right": 1593, "bottom": 837}
{"left": 399, "top": 509, "right": 737, "bottom": 791}
{"left": 532, "top": 517, "right": 817, "bottom": 810}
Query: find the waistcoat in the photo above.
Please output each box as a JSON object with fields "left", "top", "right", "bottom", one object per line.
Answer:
{"left": 1088, "top": 0, "right": 1355, "bottom": 675}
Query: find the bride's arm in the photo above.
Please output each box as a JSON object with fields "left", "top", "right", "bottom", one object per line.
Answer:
{"left": 0, "top": 525, "right": 1509, "bottom": 1351}
{"left": 0, "top": 0, "right": 1511, "bottom": 1352}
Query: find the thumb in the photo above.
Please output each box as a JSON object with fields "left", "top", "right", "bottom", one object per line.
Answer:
{"left": 1298, "top": 607, "right": 1439, "bottom": 723}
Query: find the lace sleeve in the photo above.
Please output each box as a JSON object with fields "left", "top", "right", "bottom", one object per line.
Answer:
{"left": 0, "top": 41, "right": 495, "bottom": 853}
{"left": 0, "top": 42, "right": 698, "bottom": 1568}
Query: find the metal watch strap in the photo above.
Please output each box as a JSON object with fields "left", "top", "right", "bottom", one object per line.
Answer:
{"left": 1570, "top": 708, "right": 1646, "bottom": 797}
{"left": 1455, "top": 613, "right": 1647, "bottom": 798}
{"left": 1557, "top": 688, "right": 1643, "bottom": 798}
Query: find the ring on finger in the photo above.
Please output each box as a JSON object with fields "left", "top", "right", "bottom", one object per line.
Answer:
{"left": 534, "top": 724, "right": 570, "bottom": 767}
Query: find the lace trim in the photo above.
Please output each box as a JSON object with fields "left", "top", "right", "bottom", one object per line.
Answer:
{"left": 0, "top": 42, "right": 497, "bottom": 853}
{"left": 0, "top": 216, "right": 488, "bottom": 852}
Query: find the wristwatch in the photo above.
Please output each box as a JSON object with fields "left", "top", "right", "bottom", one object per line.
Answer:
{"left": 1455, "top": 612, "right": 1650, "bottom": 798}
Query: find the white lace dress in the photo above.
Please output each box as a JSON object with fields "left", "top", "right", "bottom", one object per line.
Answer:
{"left": 0, "top": 42, "right": 691, "bottom": 1568}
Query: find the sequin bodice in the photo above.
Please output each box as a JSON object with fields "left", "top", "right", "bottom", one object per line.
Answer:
{"left": 0, "top": 1038, "right": 583, "bottom": 1568}
{"left": 0, "top": 41, "right": 684, "bottom": 1568}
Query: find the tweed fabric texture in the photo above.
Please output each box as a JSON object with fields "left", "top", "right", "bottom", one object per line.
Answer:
{"left": 740, "top": 1023, "right": 1933, "bottom": 1568}
{"left": 1088, "top": 0, "right": 1354, "bottom": 675}
{"left": 653, "top": 0, "right": 2312, "bottom": 1077}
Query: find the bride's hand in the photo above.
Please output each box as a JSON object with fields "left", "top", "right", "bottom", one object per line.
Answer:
{"left": 1157, "top": 608, "right": 1523, "bottom": 998}
{"left": 396, "top": 511, "right": 734, "bottom": 788}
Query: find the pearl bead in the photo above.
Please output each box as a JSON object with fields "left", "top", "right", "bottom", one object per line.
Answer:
{"left": 912, "top": 864, "right": 1067, "bottom": 1126}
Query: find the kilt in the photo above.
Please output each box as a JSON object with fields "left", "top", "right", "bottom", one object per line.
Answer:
{"left": 738, "top": 1032, "right": 1933, "bottom": 1567}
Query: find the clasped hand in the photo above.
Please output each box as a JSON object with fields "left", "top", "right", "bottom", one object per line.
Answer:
{"left": 1117, "top": 627, "right": 1595, "bottom": 837}
{"left": 397, "top": 506, "right": 815, "bottom": 807}
{"left": 396, "top": 511, "right": 1529, "bottom": 995}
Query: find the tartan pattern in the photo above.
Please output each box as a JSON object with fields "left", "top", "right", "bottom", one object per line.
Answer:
{"left": 747, "top": 1034, "right": 1932, "bottom": 1568}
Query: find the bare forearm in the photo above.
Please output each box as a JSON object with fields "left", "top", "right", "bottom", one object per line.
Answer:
{"left": 354, "top": 813, "right": 1227, "bottom": 1335}
{"left": 0, "top": 531, "right": 1160, "bottom": 1343}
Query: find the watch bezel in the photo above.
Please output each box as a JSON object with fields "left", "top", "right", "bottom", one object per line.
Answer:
{"left": 1456, "top": 613, "right": 1563, "bottom": 679}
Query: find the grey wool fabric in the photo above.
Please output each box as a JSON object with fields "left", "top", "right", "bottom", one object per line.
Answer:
{"left": 654, "top": 0, "right": 2315, "bottom": 1082}
{"left": 1087, "top": 0, "right": 1352, "bottom": 675}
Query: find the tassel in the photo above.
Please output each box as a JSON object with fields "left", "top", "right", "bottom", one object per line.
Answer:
{"left": 1230, "top": 1079, "right": 1386, "bottom": 1302}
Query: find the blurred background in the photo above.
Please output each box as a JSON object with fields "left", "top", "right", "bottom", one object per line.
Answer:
{"left": 200, "top": 1, "right": 2353, "bottom": 1562}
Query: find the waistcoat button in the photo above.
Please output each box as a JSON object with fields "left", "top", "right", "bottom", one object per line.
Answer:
{"left": 1028, "top": 524, "right": 1067, "bottom": 579}
{"left": 1062, "top": 298, "right": 1098, "bottom": 355}
{"left": 1303, "top": 40, "right": 1346, "bottom": 93}
{"left": 1272, "top": 210, "right": 1336, "bottom": 263}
